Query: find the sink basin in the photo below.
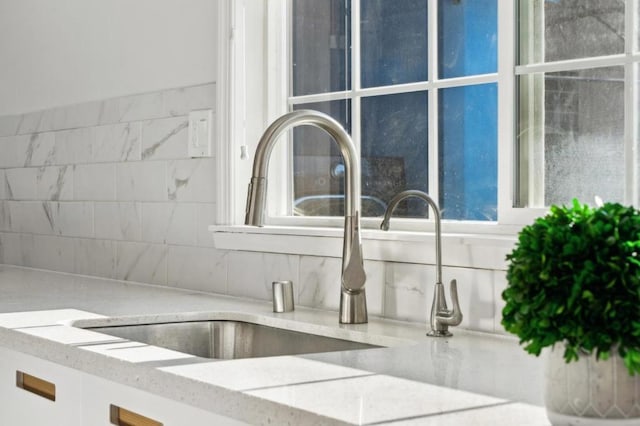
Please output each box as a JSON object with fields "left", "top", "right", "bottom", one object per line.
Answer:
{"left": 87, "top": 320, "right": 379, "bottom": 359}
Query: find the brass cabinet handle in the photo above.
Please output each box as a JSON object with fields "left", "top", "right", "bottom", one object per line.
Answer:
{"left": 16, "top": 370, "right": 56, "bottom": 401}
{"left": 110, "top": 404, "right": 163, "bottom": 426}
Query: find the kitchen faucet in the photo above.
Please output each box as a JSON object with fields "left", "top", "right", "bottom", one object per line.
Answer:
{"left": 244, "top": 110, "right": 368, "bottom": 324}
{"left": 380, "top": 190, "right": 462, "bottom": 336}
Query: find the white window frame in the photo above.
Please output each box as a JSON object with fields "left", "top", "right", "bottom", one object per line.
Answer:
{"left": 210, "top": 0, "right": 638, "bottom": 264}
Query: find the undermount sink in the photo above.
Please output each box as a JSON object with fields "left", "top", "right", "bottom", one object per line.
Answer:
{"left": 86, "top": 320, "right": 380, "bottom": 360}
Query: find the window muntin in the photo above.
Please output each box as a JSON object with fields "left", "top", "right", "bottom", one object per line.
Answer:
{"left": 288, "top": 0, "right": 499, "bottom": 222}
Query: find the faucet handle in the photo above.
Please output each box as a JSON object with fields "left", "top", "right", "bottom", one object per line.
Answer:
{"left": 427, "top": 279, "right": 463, "bottom": 337}
{"left": 438, "top": 279, "right": 463, "bottom": 326}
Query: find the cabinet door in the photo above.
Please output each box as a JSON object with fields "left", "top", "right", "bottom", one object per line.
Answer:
{"left": 0, "top": 347, "right": 83, "bottom": 426}
{"left": 82, "top": 373, "right": 249, "bottom": 426}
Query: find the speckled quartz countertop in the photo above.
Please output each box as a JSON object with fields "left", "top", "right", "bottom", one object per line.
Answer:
{"left": 0, "top": 265, "right": 549, "bottom": 425}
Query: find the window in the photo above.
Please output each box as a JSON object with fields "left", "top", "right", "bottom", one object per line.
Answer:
{"left": 516, "top": 0, "right": 638, "bottom": 207}
{"left": 287, "top": 0, "right": 499, "bottom": 222}
{"left": 215, "top": 0, "right": 639, "bottom": 235}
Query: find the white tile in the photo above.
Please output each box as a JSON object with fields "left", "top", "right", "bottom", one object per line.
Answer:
{"left": 74, "top": 238, "right": 117, "bottom": 279}
{"left": 0, "top": 115, "right": 20, "bottom": 137}
{"left": 74, "top": 164, "right": 116, "bottom": 201}
{"left": 227, "top": 251, "right": 299, "bottom": 301}
{"left": 36, "top": 107, "right": 58, "bottom": 133}
{"left": 162, "top": 356, "right": 371, "bottom": 392}
{"left": 7, "top": 202, "right": 53, "bottom": 234}
{"left": 118, "top": 91, "right": 164, "bottom": 122}
{"left": 299, "top": 256, "right": 342, "bottom": 311}
{"left": 24, "top": 132, "right": 56, "bottom": 166}
{"left": 141, "top": 117, "right": 189, "bottom": 160}
{"left": 36, "top": 165, "right": 74, "bottom": 200}
{"left": 0, "top": 137, "right": 14, "bottom": 168}
{"left": 384, "top": 262, "right": 433, "bottom": 323}
{"left": 162, "top": 83, "right": 216, "bottom": 117}
{"left": 167, "top": 159, "right": 215, "bottom": 202}
{"left": 167, "top": 245, "right": 227, "bottom": 294}
{"left": 116, "top": 161, "right": 167, "bottom": 201}
{"left": 94, "top": 202, "right": 142, "bottom": 241}
{"left": 60, "top": 101, "right": 102, "bottom": 130}
{"left": 141, "top": 202, "right": 197, "bottom": 245}
{"left": 97, "top": 98, "right": 121, "bottom": 125}
{"left": 13, "top": 202, "right": 94, "bottom": 237}
{"left": 28, "top": 234, "right": 75, "bottom": 274}
{"left": 445, "top": 267, "right": 495, "bottom": 333}
{"left": 116, "top": 241, "right": 168, "bottom": 285}
{"left": 363, "top": 260, "right": 385, "bottom": 316}
{"left": 5, "top": 168, "right": 37, "bottom": 200}
{"left": 247, "top": 374, "right": 506, "bottom": 425}
{"left": 0, "top": 232, "right": 22, "bottom": 265}
{"left": 0, "top": 170, "right": 5, "bottom": 200}
{"left": 55, "top": 128, "right": 93, "bottom": 164}
{"left": 0, "top": 201, "right": 9, "bottom": 232}
{"left": 45, "top": 202, "right": 94, "bottom": 238}
{"left": 93, "top": 122, "right": 142, "bottom": 163}
{"left": 16, "top": 111, "right": 44, "bottom": 135}
{"left": 196, "top": 203, "right": 216, "bottom": 247}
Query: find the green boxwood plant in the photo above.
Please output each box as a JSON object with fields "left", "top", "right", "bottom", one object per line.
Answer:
{"left": 502, "top": 199, "right": 640, "bottom": 374}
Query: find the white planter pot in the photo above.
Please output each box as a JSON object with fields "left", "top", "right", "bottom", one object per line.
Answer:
{"left": 545, "top": 345, "right": 640, "bottom": 425}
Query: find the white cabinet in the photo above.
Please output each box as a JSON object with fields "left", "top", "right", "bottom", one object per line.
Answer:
{"left": 81, "top": 373, "right": 248, "bottom": 426}
{"left": 0, "top": 347, "right": 248, "bottom": 426}
{"left": 0, "top": 347, "right": 84, "bottom": 426}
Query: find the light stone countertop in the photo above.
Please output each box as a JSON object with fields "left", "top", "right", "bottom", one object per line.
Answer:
{"left": 0, "top": 265, "right": 550, "bottom": 425}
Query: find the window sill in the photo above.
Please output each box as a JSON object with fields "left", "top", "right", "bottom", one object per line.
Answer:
{"left": 209, "top": 225, "right": 517, "bottom": 271}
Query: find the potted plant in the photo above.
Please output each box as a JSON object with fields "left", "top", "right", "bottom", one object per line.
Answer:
{"left": 502, "top": 199, "right": 640, "bottom": 425}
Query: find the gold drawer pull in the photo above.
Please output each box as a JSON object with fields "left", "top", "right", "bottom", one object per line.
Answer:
{"left": 16, "top": 371, "right": 56, "bottom": 401}
{"left": 110, "top": 404, "right": 163, "bottom": 426}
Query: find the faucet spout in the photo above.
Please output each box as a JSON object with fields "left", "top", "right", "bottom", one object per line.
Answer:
{"left": 380, "top": 190, "right": 463, "bottom": 336}
{"left": 245, "top": 110, "right": 367, "bottom": 324}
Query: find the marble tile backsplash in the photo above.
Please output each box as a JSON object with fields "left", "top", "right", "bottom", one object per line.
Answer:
{"left": 0, "top": 83, "right": 220, "bottom": 290}
{"left": 0, "top": 83, "right": 510, "bottom": 335}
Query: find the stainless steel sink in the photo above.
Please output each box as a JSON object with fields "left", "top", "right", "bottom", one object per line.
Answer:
{"left": 87, "top": 320, "right": 379, "bottom": 359}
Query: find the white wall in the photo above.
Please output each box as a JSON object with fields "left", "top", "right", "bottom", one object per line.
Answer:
{"left": 0, "top": 0, "right": 216, "bottom": 115}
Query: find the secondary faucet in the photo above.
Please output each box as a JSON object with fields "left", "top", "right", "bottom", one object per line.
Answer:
{"left": 245, "top": 110, "right": 368, "bottom": 324}
{"left": 380, "top": 190, "right": 462, "bottom": 336}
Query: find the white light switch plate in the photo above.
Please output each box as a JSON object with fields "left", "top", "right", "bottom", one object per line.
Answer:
{"left": 188, "top": 110, "right": 213, "bottom": 157}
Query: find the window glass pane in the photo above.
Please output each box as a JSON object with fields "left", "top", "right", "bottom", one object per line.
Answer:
{"left": 439, "top": 84, "right": 497, "bottom": 221}
{"left": 361, "top": 92, "right": 428, "bottom": 217}
{"left": 292, "top": 101, "right": 352, "bottom": 216}
{"left": 519, "top": 0, "right": 624, "bottom": 65}
{"left": 438, "top": 0, "right": 497, "bottom": 79}
{"left": 360, "top": 0, "right": 427, "bottom": 88}
{"left": 292, "top": 0, "right": 350, "bottom": 96}
{"left": 517, "top": 67, "right": 625, "bottom": 207}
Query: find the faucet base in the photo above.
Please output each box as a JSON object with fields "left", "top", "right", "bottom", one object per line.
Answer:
{"left": 339, "top": 290, "right": 368, "bottom": 324}
{"left": 426, "top": 329, "right": 453, "bottom": 338}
